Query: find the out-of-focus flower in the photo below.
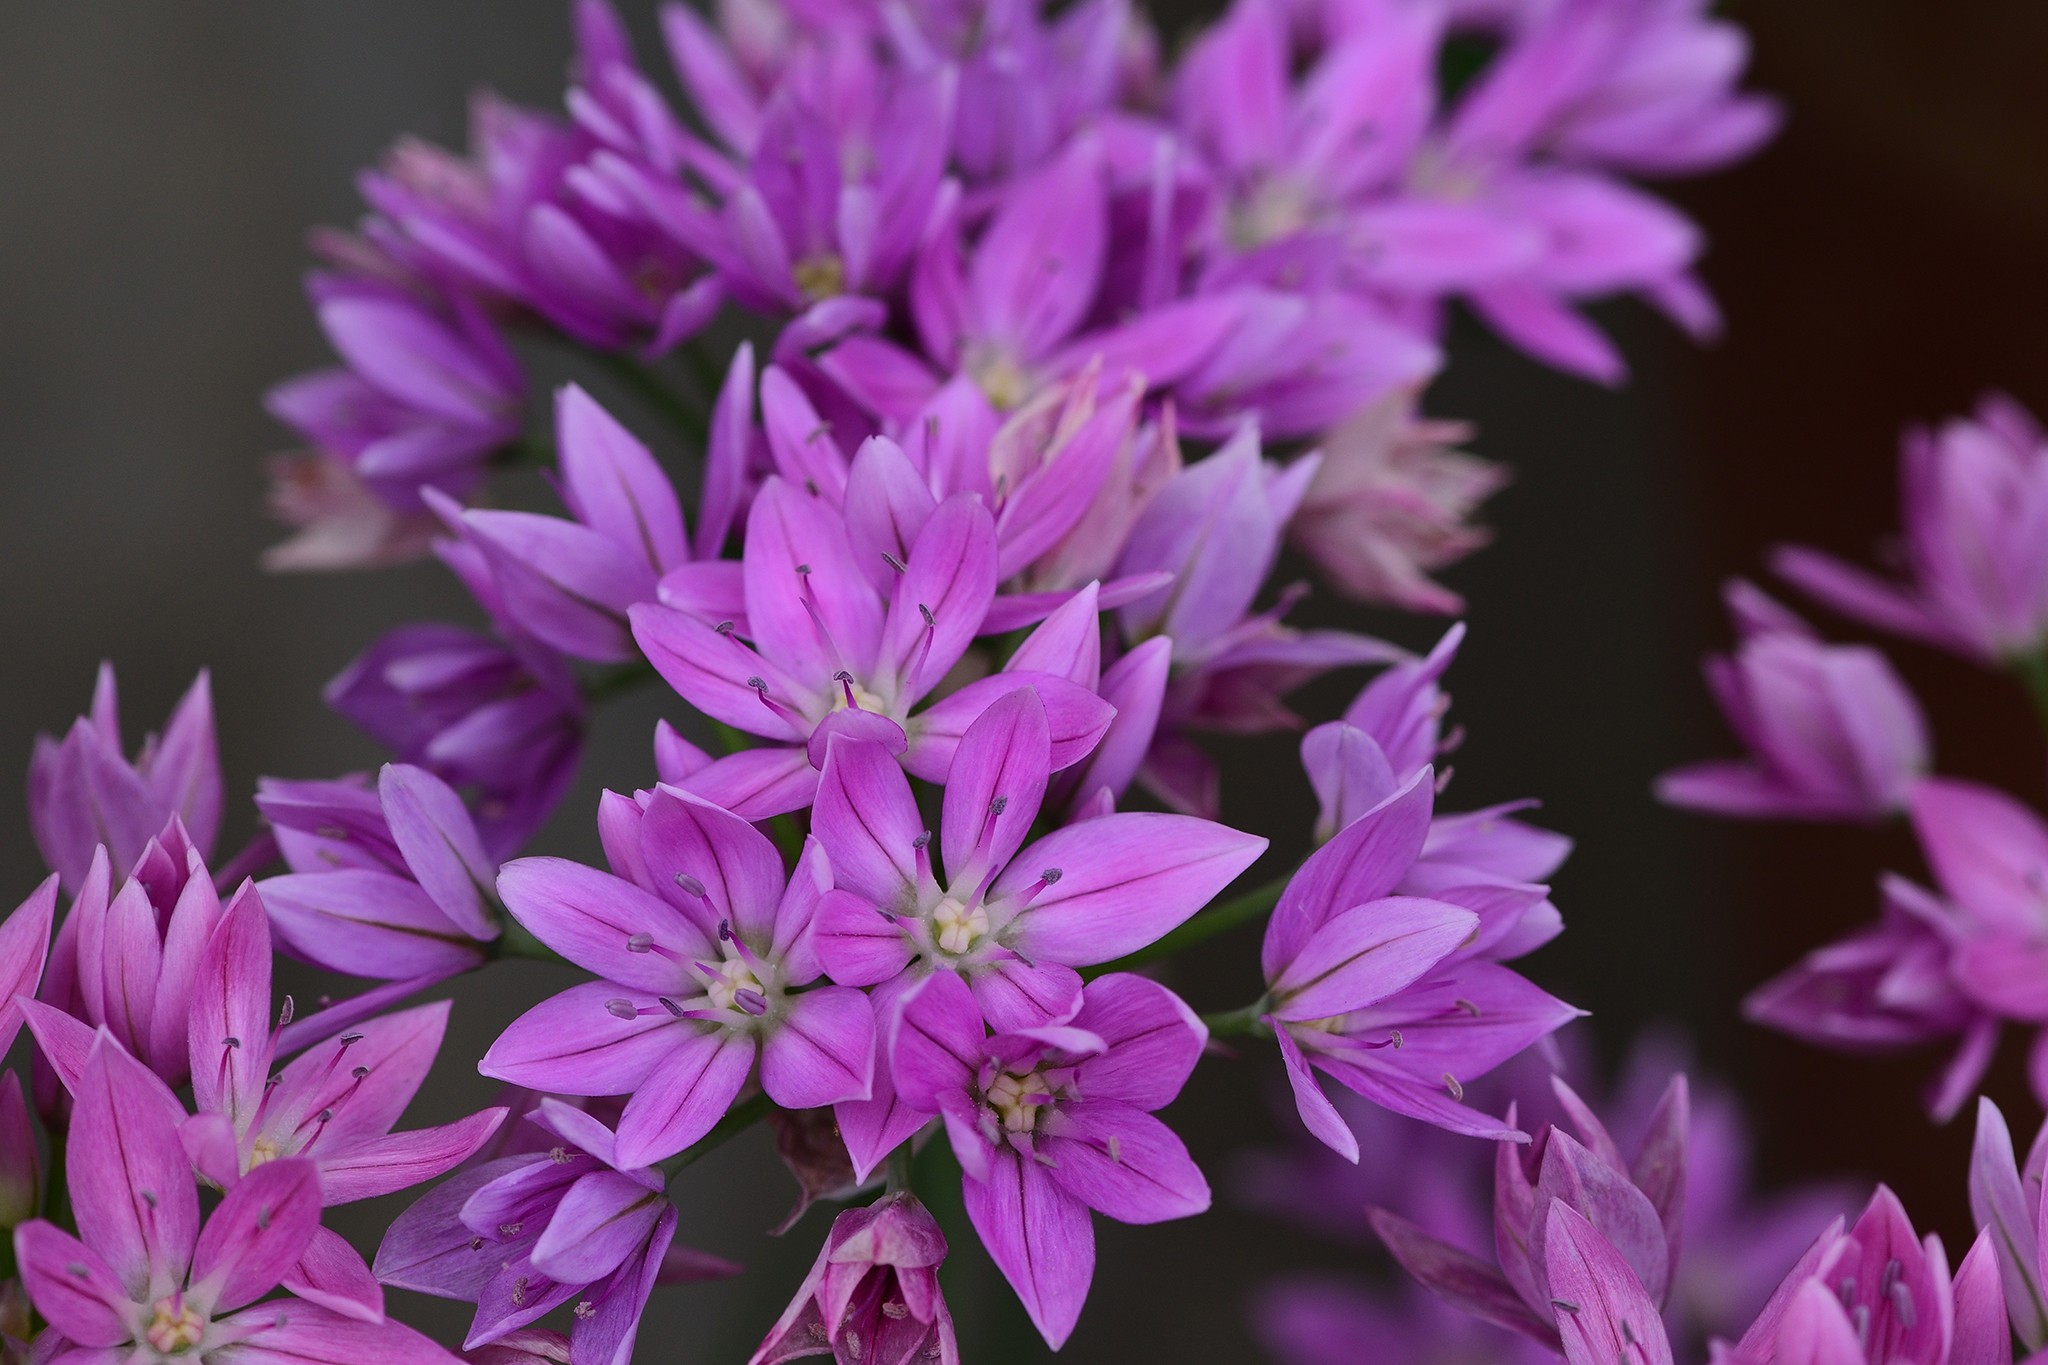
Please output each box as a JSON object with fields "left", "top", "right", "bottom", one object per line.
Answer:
{"left": 14, "top": 1036, "right": 459, "bottom": 1364}
{"left": 267, "top": 275, "right": 524, "bottom": 518}
{"left": 376, "top": 1101, "right": 733, "bottom": 1365}
{"left": 1969, "top": 1097, "right": 2048, "bottom": 1352}
{"left": 483, "top": 788, "right": 874, "bottom": 1167}
{"left": 256, "top": 764, "right": 503, "bottom": 982}
{"left": 326, "top": 624, "right": 585, "bottom": 859}
{"left": 1775, "top": 395, "right": 2048, "bottom": 666}
{"left": 0, "top": 878, "right": 56, "bottom": 1061}
{"left": 1657, "top": 581, "right": 1929, "bottom": 821}
{"left": 750, "top": 1191, "right": 958, "bottom": 1365}
{"left": 1116, "top": 426, "right": 1404, "bottom": 816}
{"left": 438, "top": 387, "right": 691, "bottom": 663}
{"left": 889, "top": 970, "right": 1210, "bottom": 1349}
{"left": 1290, "top": 391, "right": 1505, "bottom": 614}
{"left": 264, "top": 450, "right": 440, "bottom": 572}
{"left": 29, "top": 664, "right": 220, "bottom": 893}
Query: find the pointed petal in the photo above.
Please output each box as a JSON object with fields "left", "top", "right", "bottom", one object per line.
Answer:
{"left": 283, "top": 1225, "right": 386, "bottom": 1322}
{"left": 1270, "top": 898, "right": 1476, "bottom": 1022}
{"left": 1000, "top": 814, "right": 1268, "bottom": 965}
{"left": 69, "top": 1036, "right": 200, "bottom": 1298}
{"left": 1068, "top": 974, "right": 1206, "bottom": 1109}
{"left": 881, "top": 495, "right": 999, "bottom": 702}
{"left": 1272, "top": 1023, "right": 1358, "bottom": 1162}
{"left": 762, "top": 985, "right": 875, "bottom": 1109}
{"left": 480, "top": 982, "right": 684, "bottom": 1096}
{"left": 638, "top": 787, "right": 785, "bottom": 944}
{"left": 315, "top": 1109, "right": 509, "bottom": 1205}
{"left": 940, "top": 688, "right": 1051, "bottom": 887}
{"left": 188, "top": 885, "right": 274, "bottom": 1128}
{"left": 13, "top": 1221, "right": 131, "bottom": 1347}
{"left": 1545, "top": 1204, "right": 1675, "bottom": 1365}
{"left": 257, "top": 869, "right": 485, "bottom": 979}
{"left": 814, "top": 736, "right": 924, "bottom": 909}
{"left": 614, "top": 1029, "right": 757, "bottom": 1167}
{"left": 191, "top": 1157, "right": 322, "bottom": 1314}
{"left": 905, "top": 673, "right": 1115, "bottom": 781}
{"left": 496, "top": 858, "right": 708, "bottom": 991}
{"left": 1041, "top": 1101, "right": 1208, "bottom": 1224}
{"left": 379, "top": 764, "right": 500, "bottom": 942}
{"left": 962, "top": 1151, "right": 1096, "bottom": 1350}
{"left": 1263, "top": 769, "right": 1433, "bottom": 982}
{"left": 888, "top": 972, "right": 985, "bottom": 1114}
{"left": 528, "top": 1170, "right": 664, "bottom": 1284}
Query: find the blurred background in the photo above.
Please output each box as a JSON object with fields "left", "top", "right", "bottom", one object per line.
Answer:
{"left": 2, "top": 3, "right": 2046, "bottom": 1359}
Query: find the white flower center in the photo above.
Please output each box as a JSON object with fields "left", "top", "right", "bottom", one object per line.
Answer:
{"left": 705, "top": 957, "right": 766, "bottom": 1013}
{"left": 931, "top": 896, "right": 990, "bottom": 956}
{"left": 985, "top": 1069, "right": 1050, "bottom": 1134}
{"left": 966, "top": 345, "right": 1033, "bottom": 411}
{"left": 831, "top": 680, "right": 890, "bottom": 714}
{"left": 145, "top": 1295, "right": 206, "bottom": 1354}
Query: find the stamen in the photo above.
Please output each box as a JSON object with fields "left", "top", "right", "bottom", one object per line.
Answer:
{"left": 714, "top": 620, "right": 736, "bottom": 636}
{"left": 734, "top": 989, "right": 769, "bottom": 1016}
{"left": 1454, "top": 999, "right": 1481, "bottom": 1017}
{"left": 1442, "top": 1073, "right": 1464, "bottom": 1101}
{"left": 674, "top": 871, "right": 708, "bottom": 900}
{"left": 881, "top": 552, "right": 907, "bottom": 573}
{"left": 606, "top": 998, "right": 638, "bottom": 1020}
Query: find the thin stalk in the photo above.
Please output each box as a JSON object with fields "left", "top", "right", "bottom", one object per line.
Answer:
{"left": 584, "top": 659, "right": 657, "bottom": 705}
{"left": 663, "top": 1092, "right": 776, "bottom": 1182}
{"left": 1201, "top": 1001, "right": 1271, "bottom": 1037}
{"left": 585, "top": 349, "right": 708, "bottom": 447}
{"left": 1082, "top": 871, "right": 1290, "bottom": 979}
{"left": 885, "top": 1144, "right": 916, "bottom": 1197}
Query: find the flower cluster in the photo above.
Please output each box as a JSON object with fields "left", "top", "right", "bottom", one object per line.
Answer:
{"left": 0, "top": 0, "right": 1809, "bottom": 1359}
{"left": 1661, "top": 395, "right": 2048, "bottom": 1121}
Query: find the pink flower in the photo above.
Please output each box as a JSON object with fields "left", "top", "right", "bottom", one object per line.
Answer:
{"left": 13, "top": 1036, "right": 458, "bottom": 1364}
{"left": 482, "top": 788, "right": 876, "bottom": 1168}
{"left": 888, "top": 970, "right": 1211, "bottom": 1349}
{"left": 750, "top": 1192, "right": 958, "bottom": 1365}
{"left": 1289, "top": 391, "right": 1506, "bottom": 614}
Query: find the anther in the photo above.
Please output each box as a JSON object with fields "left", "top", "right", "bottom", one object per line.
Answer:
{"left": 606, "top": 998, "right": 637, "bottom": 1020}
{"left": 499, "top": 1222, "right": 522, "bottom": 1238}
{"left": 549, "top": 1147, "right": 570, "bottom": 1164}
{"left": 882, "top": 552, "right": 907, "bottom": 573}
{"left": 1454, "top": 999, "right": 1481, "bottom": 1017}
{"left": 1442, "top": 1073, "right": 1464, "bottom": 1101}
{"left": 222, "top": 1036, "right": 241, "bottom": 1049}
{"left": 658, "top": 997, "right": 686, "bottom": 1017}
{"left": 674, "top": 872, "right": 707, "bottom": 898}
{"left": 912, "top": 830, "right": 932, "bottom": 850}
{"left": 574, "top": 1300, "right": 596, "bottom": 1321}
{"left": 351, "top": 1066, "right": 369, "bottom": 1079}
{"left": 338, "top": 1032, "right": 364, "bottom": 1046}
{"left": 735, "top": 989, "right": 769, "bottom": 1016}
{"left": 918, "top": 603, "right": 935, "bottom": 627}
{"left": 1040, "top": 868, "right": 1063, "bottom": 884}
{"left": 795, "top": 563, "right": 812, "bottom": 575}
{"left": 989, "top": 796, "right": 1009, "bottom": 816}
{"left": 1552, "top": 1299, "right": 1580, "bottom": 1314}
{"left": 469, "top": 1237, "right": 485, "bottom": 1251}
{"left": 715, "top": 619, "right": 736, "bottom": 635}
{"left": 627, "top": 933, "right": 653, "bottom": 953}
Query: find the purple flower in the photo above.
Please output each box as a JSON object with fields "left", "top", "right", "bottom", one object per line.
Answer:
{"left": 1289, "top": 391, "right": 1505, "bottom": 613}
{"left": 255, "top": 764, "right": 503, "bottom": 983}
{"left": 13, "top": 1035, "right": 457, "bottom": 1363}
{"left": 327, "top": 624, "right": 585, "bottom": 859}
{"left": 482, "top": 787, "right": 875, "bottom": 1167}
{"left": 1369, "top": 1065, "right": 1687, "bottom": 1354}
{"left": 435, "top": 386, "right": 690, "bottom": 663}
{"left": 1744, "top": 874, "right": 1991, "bottom": 1123}
{"left": 888, "top": 970, "right": 1211, "bottom": 1348}
{"left": 631, "top": 474, "right": 1117, "bottom": 817}
{"left": 34, "top": 829, "right": 226, "bottom": 1089}
{"left": 29, "top": 664, "right": 220, "bottom": 893}
{"left": 1556, "top": 1186, "right": 2005, "bottom": 1365}
{"left": 1115, "top": 426, "right": 1405, "bottom": 815}
{"left": 1970, "top": 1097, "right": 2048, "bottom": 1352}
{"left": 750, "top": 1191, "right": 958, "bottom": 1365}
{"left": 1657, "top": 581, "right": 1929, "bottom": 821}
{"left": 177, "top": 887, "right": 507, "bottom": 1209}
{"left": 359, "top": 79, "right": 717, "bottom": 357}
{"left": 0, "top": 878, "right": 56, "bottom": 1063}
{"left": 1774, "top": 395, "right": 2048, "bottom": 666}
{"left": 812, "top": 685, "right": 1266, "bottom": 1024}
{"left": 267, "top": 274, "right": 523, "bottom": 516}
{"left": 1262, "top": 770, "right": 1580, "bottom": 1152}
{"left": 375, "top": 1100, "right": 727, "bottom": 1365}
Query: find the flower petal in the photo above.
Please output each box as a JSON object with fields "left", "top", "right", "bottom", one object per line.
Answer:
{"left": 762, "top": 984, "right": 875, "bottom": 1109}
{"left": 1544, "top": 1204, "right": 1675, "bottom": 1365}
{"left": 1041, "top": 1101, "right": 1208, "bottom": 1225}
{"left": 191, "top": 1157, "right": 323, "bottom": 1314}
{"left": 70, "top": 1035, "right": 200, "bottom": 1298}
{"left": 962, "top": 1150, "right": 1096, "bottom": 1350}
{"left": 614, "top": 1029, "right": 757, "bottom": 1167}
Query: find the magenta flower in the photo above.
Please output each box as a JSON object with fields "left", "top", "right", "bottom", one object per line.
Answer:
{"left": 1115, "top": 427, "right": 1405, "bottom": 815}
{"left": 1262, "top": 770, "right": 1580, "bottom": 1152}
{"left": 326, "top": 623, "right": 585, "bottom": 859}
{"left": 812, "top": 686, "right": 1267, "bottom": 1028}
{"left": 888, "top": 970, "right": 1211, "bottom": 1348}
{"left": 34, "top": 828, "right": 226, "bottom": 1090}
{"left": 1970, "top": 1098, "right": 2048, "bottom": 1352}
{"left": 267, "top": 273, "right": 523, "bottom": 513}
{"left": 482, "top": 787, "right": 875, "bottom": 1167}
{"left": 750, "top": 1191, "right": 958, "bottom": 1365}
{"left": 439, "top": 386, "right": 690, "bottom": 664}
{"left": 1744, "top": 875, "right": 1991, "bottom": 1123}
{"left": 1775, "top": 395, "right": 2048, "bottom": 666}
{"left": 177, "top": 887, "right": 506, "bottom": 1208}
{"left": 375, "top": 1100, "right": 723, "bottom": 1365}
{"left": 29, "top": 663, "right": 220, "bottom": 893}
{"left": 631, "top": 475, "right": 1114, "bottom": 817}
{"left": 1549, "top": 1186, "right": 2006, "bottom": 1365}
{"left": 0, "top": 878, "right": 56, "bottom": 1064}
{"left": 1657, "top": 581, "right": 1929, "bottom": 821}
{"left": 14, "top": 1036, "right": 456, "bottom": 1364}
{"left": 1289, "top": 391, "right": 1505, "bottom": 614}
{"left": 255, "top": 764, "right": 502, "bottom": 983}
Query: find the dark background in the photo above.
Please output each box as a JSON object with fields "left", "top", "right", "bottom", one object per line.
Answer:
{"left": 3, "top": 4, "right": 2046, "bottom": 1359}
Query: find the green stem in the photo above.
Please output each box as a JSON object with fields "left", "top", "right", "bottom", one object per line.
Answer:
{"left": 495, "top": 917, "right": 567, "bottom": 966}
{"left": 2015, "top": 651, "right": 2048, "bottom": 735}
{"left": 1081, "top": 872, "right": 1290, "bottom": 979}
{"left": 662, "top": 1092, "right": 776, "bottom": 1182}
{"left": 584, "top": 659, "right": 657, "bottom": 705}
{"left": 1201, "top": 1001, "right": 1272, "bottom": 1037}
{"left": 41, "top": 1132, "right": 66, "bottom": 1231}
{"left": 885, "top": 1143, "right": 916, "bottom": 1197}
{"left": 585, "top": 349, "right": 708, "bottom": 447}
